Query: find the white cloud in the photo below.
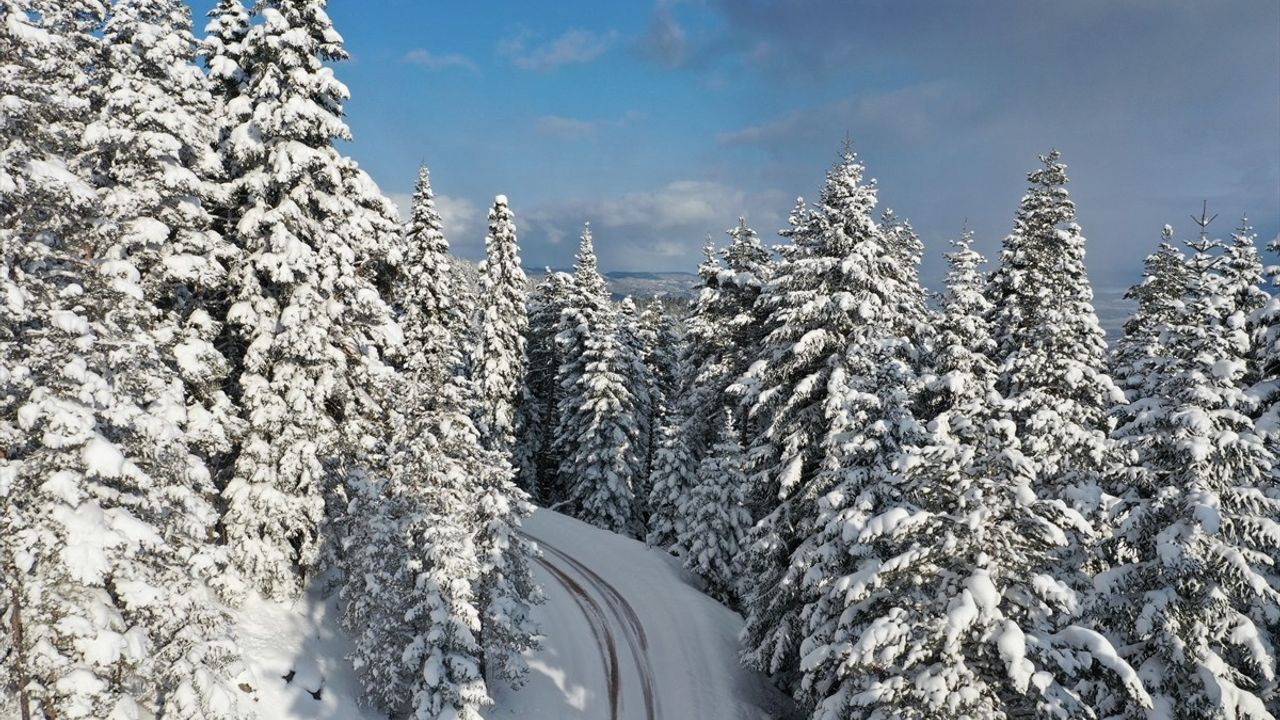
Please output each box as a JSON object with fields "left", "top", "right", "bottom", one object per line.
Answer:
{"left": 521, "top": 180, "right": 788, "bottom": 271}
{"left": 386, "top": 192, "right": 484, "bottom": 258}
{"left": 435, "top": 195, "right": 484, "bottom": 254}
{"left": 537, "top": 115, "right": 598, "bottom": 140}
{"left": 536, "top": 111, "right": 643, "bottom": 141}
{"left": 717, "top": 82, "right": 974, "bottom": 150}
{"left": 402, "top": 49, "right": 478, "bottom": 72}
{"left": 387, "top": 193, "right": 413, "bottom": 222}
{"left": 500, "top": 29, "right": 618, "bottom": 72}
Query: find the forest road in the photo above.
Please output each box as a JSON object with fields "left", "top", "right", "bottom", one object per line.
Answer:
{"left": 521, "top": 530, "right": 660, "bottom": 720}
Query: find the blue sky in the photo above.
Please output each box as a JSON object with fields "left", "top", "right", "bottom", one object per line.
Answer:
{"left": 243, "top": 1, "right": 1278, "bottom": 321}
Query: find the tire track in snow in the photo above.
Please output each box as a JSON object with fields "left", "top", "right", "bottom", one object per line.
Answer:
{"left": 532, "top": 555, "right": 622, "bottom": 720}
{"left": 524, "top": 532, "right": 659, "bottom": 720}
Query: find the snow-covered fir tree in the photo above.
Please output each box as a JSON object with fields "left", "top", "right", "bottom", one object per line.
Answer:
{"left": 1109, "top": 229, "right": 1187, "bottom": 419}
{"left": 1251, "top": 228, "right": 1280, "bottom": 486}
{"left": 553, "top": 226, "right": 644, "bottom": 535}
{"left": 397, "top": 165, "right": 467, "bottom": 385}
{"left": 639, "top": 299, "right": 682, "bottom": 438}
{"left": 679, "top": 410, "right": 751, "bottom": 605}
{"left": 617, "top": 296, "right": 655, "bottom": 505}
{"left": 472, "top": 195, "right": 528, "bottom": 455}
{"left": 737, "top": 148, "right": 929, "bottom": 694}
{"left": 341, "top": 374, "right": 491, "bottom": 720}
{"left": 647, "top": 221, "right": 771, "bottom": 553}
{"left": 217, "top": 0, "right": 402, "bottom": 599}
{"left": 1, "top": 4, "right": 247, "bottom": 715}
{"left": 794, "top": 235, "right": 1149, "bottom": 719}
{"left": 1100, "top": 229, "right": 1280, "bottom": 719}
{"left": 643, "top": 397, "right": 699, "bottom": 552}
{"left": 87, "top": 0, "right": 245, "bottom": 488}
{"left": 202, "top": 0, "right": 250, "bottom": 140}
{"left": 466, "top": 201, "right": 542, "bottom": 684}
{"left": 644, "top": 240, "right": 723, "bottom": 554}
{"left": 469, "top": 446, "right": 541, "bottom": 688}
{"left": 987, "top": 150, "right": 1121, "bottom": 574}
{"left": 513, "top": 270, "right": 574, "bottom": 501}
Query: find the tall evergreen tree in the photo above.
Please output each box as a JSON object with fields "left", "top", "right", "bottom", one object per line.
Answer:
{"left": 472, "top": 195, "right": 528, "bottom": 455}
{"left": 512, "top": 270, "right": 574, "bottom": 501}
{"left": 796, "top": 235, "right": 1148, "bottom": 719}
{"left": 553, "top": 226, "right": 643, "bottom": 535}
{"left": 341, "top": 374, "right": 491, "bottom": 720}
{"left": 218, "top": 0, "right": 401, "bottom": 599}
{"left": 397, "top": 165, "right": 466, "bottom": 386}
{"left": 987, "top": 150, "right": 1121, "bottom": 572}
{"left": 2, "top": 4, "right": 247, "bottom": 715}
{"left": 1100, "top": 230, "right": 1280, "bottom": 719}
{"left": 1110, "top": 230, "right": 1187, "bottom": 411}
{"left": 617, "top": 296, "right": 655, "bottom": 506}
{"left": 679, "top": 410, "right": 751, "bottom": 605}
{"left": 737, "top": 148, "right": 928, "bottom": 693}
{"left": 89, "top": 0, "right": 244, "bottom": 483}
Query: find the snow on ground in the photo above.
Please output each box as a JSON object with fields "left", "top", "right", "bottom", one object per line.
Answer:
{"left": 491, "top": 508, "right": 798, "bottom": 720}
{"left": 233, "top": 590, "right": 380, "bottom": 719}
{"left": 232, "top": 507, "right": 796, "bottom": 719}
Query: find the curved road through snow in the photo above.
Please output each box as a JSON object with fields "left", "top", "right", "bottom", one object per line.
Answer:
{"left": 485, "top": 509, "right": 796, "bottom": 720}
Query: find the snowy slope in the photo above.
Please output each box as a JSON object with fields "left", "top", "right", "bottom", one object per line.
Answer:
{"left": 490, "top": 509, "right": 797, "bottom": 720}
{"left": 231, "top": 507, "right": 795, "bottom": 719}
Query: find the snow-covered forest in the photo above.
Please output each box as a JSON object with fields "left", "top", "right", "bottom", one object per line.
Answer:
{"left": 2, "top": 1, "right": 1278, "bottom": 719}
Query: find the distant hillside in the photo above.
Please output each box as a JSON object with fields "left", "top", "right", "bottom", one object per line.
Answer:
{"left": 517, "top": 266, "right": 700, "bottom": 301}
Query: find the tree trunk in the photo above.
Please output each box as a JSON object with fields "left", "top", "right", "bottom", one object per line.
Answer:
{"left": 9, "top": 584, "right": 30, "bottom": 720}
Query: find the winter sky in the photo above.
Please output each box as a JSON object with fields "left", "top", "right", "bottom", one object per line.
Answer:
{"left": 301, "top": 0, "right": 1275, "bottom": 322}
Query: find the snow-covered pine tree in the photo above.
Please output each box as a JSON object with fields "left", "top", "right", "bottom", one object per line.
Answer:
{"left": 397, "top": 165, "right": 467, "bottom": 386}
{"left": 465, "top": 201, "right": 541, "bottom": 685}
{"left": 512, "top": 270, "right": 574, "bottom": 501}
{"left": 1251, "top": 228, "right": 1280, "bottom": 484}
{"left": 341, "top": 374, "right": 492, "bottom": 720}
{"left": 679, "top": 409, "right": 751, "bottom": 605}
{"left": 1099, "top": 229, "right": 1280, "bottom": 719}
{"left": 643, "top": 397, "right": 699, "bottom": 553}
{"left": 202, "top": 0, "right": 250, "bottom": 140}
{"left": 1, "top": 5, "right": 247, "bottom": 715}
{"left": 472, "top": 195, "right": 528, "bottom": 455}
{"left": 87, "top": 0, "right": 245, "bottom": 487}
{"left": 794, "top": 234, "right": 1149, "bottom": 719}
{"left": 648, "top": 222, "right": 771, "bottom": 553}
{"left": 987, "top": 150, "right": 1121, "bottom": 570}
{"left": 737, "top": 148, "right": 929, "bottom": 693}
{"left": 1109, "top": 229, "right": 1187, "bottom": 417}
{"left": 639, "top": 299, "right": 682, "bottom": 436}
{"left": 469, "top": 442, "right": 541, "bottom": 688}
{"left": 617, "top": 296, "right": 655, "bottom": 509}
{"left": 217, "top": 0, "right": 401, "bottom": 599}
{"left": 553, "top": 226, "right": 643, "bottom": 535}
{"left": 1219, "top": 219, "right": 1269, "bottom": 399}
{"left": 671, "top": 238, "right": 730, "bottom": 458}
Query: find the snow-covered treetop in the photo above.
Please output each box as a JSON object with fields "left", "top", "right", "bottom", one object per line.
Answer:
{"left": 721, "top": 218, "right": 772, "bottom": 289}
{"left": 232, "top": 0, "right": 352, "bottom": 155}
{"left": 203, "top": 0, "right": 251, "bottom": 98}
{"left": 940, "top": 230, "right": 991, "bottom": 321}
{"left": 572, "top": 223, "right": 609, "bottom": 302}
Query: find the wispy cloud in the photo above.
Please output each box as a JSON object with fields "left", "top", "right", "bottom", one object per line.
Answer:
{"left": 402, "top": 48, "right": 478, "bottom": 72}
{"left": 537, "top": 115, "right": 600, "bottom": 141}
{"left": 500, "top": 28, "right": 618, "bottom": 72}
{"left": 387, "top": 193, "right": 484, "bottom": 255}
{"left": 520, "top": 180, "right": 788, "bottom": 270}
{"left": 717, "top": 82, "right": 979, "bottom": 150}
{"left": 536, "top": 110, "right": 644, "bottom": 141}
{"left": 636, "top": 1, "right": 688, "bottom": 68}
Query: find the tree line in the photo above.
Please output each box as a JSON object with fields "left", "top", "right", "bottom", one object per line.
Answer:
{"left": 2, "top": 1, "right": 538, "bottom": 718}
{"left": 517, "top": 149, "right": 1280, "bottom": 719}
